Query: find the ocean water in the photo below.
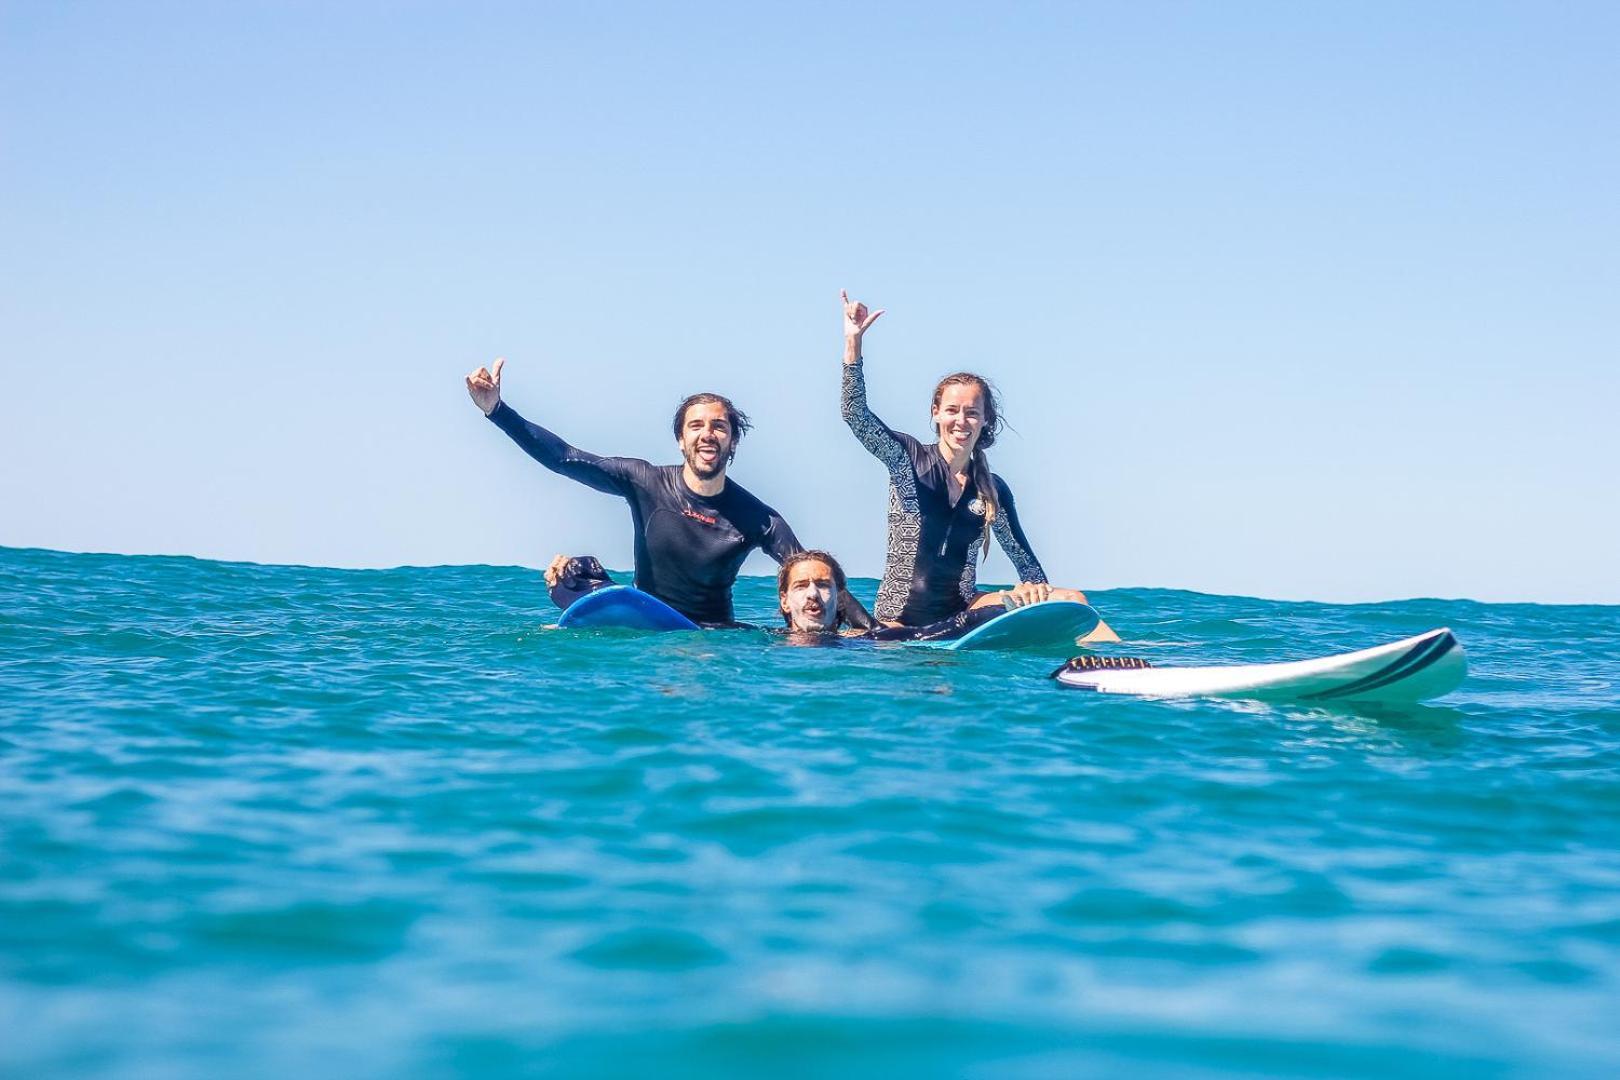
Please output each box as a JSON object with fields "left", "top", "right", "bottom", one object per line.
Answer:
{"left": 2, "top": 545, "right": 1618, "bottom": 1079}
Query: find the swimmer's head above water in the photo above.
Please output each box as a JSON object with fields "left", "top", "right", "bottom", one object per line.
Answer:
{"left": 777, "top": 550, "right": 849, "bottom": 633}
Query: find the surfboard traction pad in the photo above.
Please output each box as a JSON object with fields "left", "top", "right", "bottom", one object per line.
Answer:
{"left": 1051, "top": 655, "right": 1153, "bottom": 677}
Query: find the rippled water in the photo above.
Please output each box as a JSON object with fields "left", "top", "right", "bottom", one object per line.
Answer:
{"left": 2, "top": 545, "right": 1618, "bottom": 1077}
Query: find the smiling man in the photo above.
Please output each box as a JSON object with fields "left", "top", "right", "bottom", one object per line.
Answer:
{"left": 467, "top": 357, "right": 866, "bottom": 627}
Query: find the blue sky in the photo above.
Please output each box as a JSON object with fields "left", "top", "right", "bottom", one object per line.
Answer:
{"left": 3, "top": 2, "right": 1615, "bottom": 603}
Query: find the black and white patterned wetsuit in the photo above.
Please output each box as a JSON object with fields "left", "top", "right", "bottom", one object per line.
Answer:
{"left": 841, "top": 361, "right": 1047, "bottom": 626}
{"left": 489, "top": 401, "right": 801, "bottom": 626}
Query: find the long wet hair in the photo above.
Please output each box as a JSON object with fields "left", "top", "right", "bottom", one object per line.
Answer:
{"left": 931, "top": 372, "right": 1003, "bottom": 561}
{"left": 671, "top": 392, "right": 752, "bottom": 463}
{"left": 776, "top": 550, "right": 849, "bottom": 627}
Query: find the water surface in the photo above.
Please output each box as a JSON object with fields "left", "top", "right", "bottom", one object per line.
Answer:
{"left": 2, "top": 546, "right": 1617, "bottom": 1077}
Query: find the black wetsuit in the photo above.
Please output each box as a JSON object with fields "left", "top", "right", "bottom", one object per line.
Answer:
{"left": 865, "top": 603, "right": 1003, "bottom": 642}
{"left": 489, "top": 402, "right": 801, "bottom": 626}
{"left": 841, "top": 362, "right": 1047, "bottom": 625}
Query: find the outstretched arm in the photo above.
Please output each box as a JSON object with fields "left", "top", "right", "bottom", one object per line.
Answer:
{"left": 838, "top": 291, "right": 918, "bottom": 469}
{"left": 466, "top": 357, "right": 640, "bottom": 497}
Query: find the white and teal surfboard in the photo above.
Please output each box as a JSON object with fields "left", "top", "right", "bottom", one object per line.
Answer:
{"left": 1052, "top": 627, "right": 1465, "bottom": 705}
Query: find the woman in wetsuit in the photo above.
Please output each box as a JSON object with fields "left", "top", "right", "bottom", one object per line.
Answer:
{"left": 838, "top": 292, "right": 1117, "bottom": 639}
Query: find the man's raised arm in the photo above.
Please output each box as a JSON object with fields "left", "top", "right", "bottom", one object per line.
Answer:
{"left": 466, "top": 357, "right": 641, "bottom": 497}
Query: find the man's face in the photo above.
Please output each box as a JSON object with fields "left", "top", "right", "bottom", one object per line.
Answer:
{"left": 678, "top": 402, "right": 734, "bottom": 479}
{"left": 780, "top": 559, "right": 838, "bottom": 632}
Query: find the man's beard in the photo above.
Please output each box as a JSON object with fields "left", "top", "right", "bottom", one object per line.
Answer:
{"left": 683, "top": 441, "right": 726, "bottom": 478}
{"left": 797, "top": 602, "right": 832, "bottom": 631}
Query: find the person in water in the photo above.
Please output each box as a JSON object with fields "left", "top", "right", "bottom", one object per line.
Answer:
{"left": 838, "top": 292, "right": 1118, "bottom": 641}
{"left": 466, "top": 357, "right": 871, "bottom": 628}
{"left": 544, "top": 549, "right": 1006, "bottom": 643}
{"left": 776, "top": 549, "right": 1017, "bottom": 641}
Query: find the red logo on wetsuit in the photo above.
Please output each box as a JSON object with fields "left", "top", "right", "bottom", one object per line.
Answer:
{"left": 682, "top": 508, "right": 718, "bottom": 526}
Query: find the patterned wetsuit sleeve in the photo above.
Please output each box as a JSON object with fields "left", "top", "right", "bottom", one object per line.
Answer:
{"left": 841, "top": 359, "right": 926, "bottom": 624}
{"left": 840, "top": 361, "right": 915, "bottom": 474}
{"left": 992, "top": 476, "right": 1048, "bottom": 584}
{"left": 487, "top": 401, "right": 647, "bottom": 497}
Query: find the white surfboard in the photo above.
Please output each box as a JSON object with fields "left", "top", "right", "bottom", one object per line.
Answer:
{"left": 1052, "top": 628, "right": 1465, "bottom": 705}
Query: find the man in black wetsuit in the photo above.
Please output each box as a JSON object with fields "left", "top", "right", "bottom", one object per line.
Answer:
{"left": 466, "top": 357, "right": 870, "bottom": 628}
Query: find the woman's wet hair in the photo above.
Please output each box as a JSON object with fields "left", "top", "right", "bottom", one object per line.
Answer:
{"left": 776, "top": 550, "right": 849, "bottom": 627}
{"left": 672, "top": 392, "right": 752, "bottom": 462}
{"left": 930, "top": 372, "right": 1003, "bottom": 558}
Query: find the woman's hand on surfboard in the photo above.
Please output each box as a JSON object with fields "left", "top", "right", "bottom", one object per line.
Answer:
{"left": 841, "top": 290, "right": 884, "bottom": 363}
{"left": 465, "top": 357, "right": 504, "bottom": 415}
{"left": 1002, "top": 581, "right": 1053, "bottom": 609}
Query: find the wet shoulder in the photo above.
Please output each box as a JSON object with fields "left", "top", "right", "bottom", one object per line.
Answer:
{"left": 602, "top": 456, "right": 664, "bottom": 486}
{"left": 649, "top": 462, "right": 686, "bottom": 492}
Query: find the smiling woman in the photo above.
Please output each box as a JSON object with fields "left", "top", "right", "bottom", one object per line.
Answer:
{"left": 838, "top": 293, "right": 1118, "bottom": 641}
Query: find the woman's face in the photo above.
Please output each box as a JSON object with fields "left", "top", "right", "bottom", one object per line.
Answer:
{"left": 933, "top": 382, "right": 986, "bottom": 459}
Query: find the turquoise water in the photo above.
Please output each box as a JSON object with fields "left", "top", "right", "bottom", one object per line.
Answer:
{"left": 3, "top": 545, "right": 1618, "bottom": 1078}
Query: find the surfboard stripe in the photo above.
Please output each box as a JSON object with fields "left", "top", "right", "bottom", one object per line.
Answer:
{"left": 1296, "top": 634, "right": 1438, "bottom": 700}
{"left": 1320, "top": 633, "right": 1457, "bottom": 699}
{"left": 1304, "top": 631, "right": 1456, "bottom": 701}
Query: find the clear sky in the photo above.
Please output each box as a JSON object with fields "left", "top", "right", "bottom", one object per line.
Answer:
{"left": 3, "top": 2, "right": 1615, "bottom": 604}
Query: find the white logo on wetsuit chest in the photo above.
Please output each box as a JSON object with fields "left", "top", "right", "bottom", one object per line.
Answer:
{"left": 968, "top": 498, "right": 985, "bottom": 517}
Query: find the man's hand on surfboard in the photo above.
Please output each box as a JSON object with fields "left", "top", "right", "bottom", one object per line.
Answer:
{"left": 465, "top": 357, "right": 504, "bottom": 415}
{"left": 841, "top": 290, "right": 884, "bottom": 364}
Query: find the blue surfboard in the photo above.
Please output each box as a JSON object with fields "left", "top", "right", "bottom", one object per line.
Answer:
{"left": 556, "top": 585, "right": 699, "bottom": 631}
{"left": 909, "top": 600, "right": 1102, "bottom": 652}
